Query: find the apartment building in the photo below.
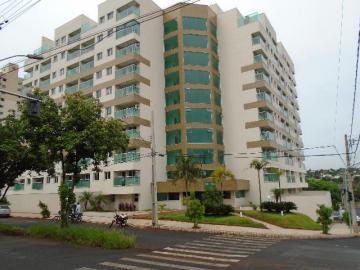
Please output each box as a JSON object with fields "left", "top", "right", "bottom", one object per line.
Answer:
{"left": 6, "top": 1, "right": 328, "bottom": 217}
{"left": 0, "top": 63, "right": 23, "bottom": 119}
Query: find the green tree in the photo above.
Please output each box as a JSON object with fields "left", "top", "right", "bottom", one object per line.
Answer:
{"left": 211, "top": 166, "right": 235, "bottom": 193}
{"left": 268, "top": 167, "right": 283, "bottom": 202}
{"left": 185, "top": 193, "right": 205, "bottom": 229}
{"left": 79, "top": 191, "right": 93, "bottom": 211}
{"left": 307, "top": 178, "right": 341, "bottom": 210}
{"left": 250, "top": 159, "right": 269, "bottom": 206}
{"left": 19, "top": 92, "right": 128, "bottom": 227}
{"left": 174, "top": 156, "right": 200, "bottom": 197}
{"left": 38, "top": 201, "right": 50, "bottom": 218}
{"left": 90, "top": 193, "right": 109, "bottom": 211}
{"left": 272, "top": 188, "right": 284, "bottom": 203}
{"left": 316, "top": 204, "right": 333, "bottom": 234}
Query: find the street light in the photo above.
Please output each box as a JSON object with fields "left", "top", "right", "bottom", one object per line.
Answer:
{"left": 0, "top": 54, "right": 44, "bottom": 62}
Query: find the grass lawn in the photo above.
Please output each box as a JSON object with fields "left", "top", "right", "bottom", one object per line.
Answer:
{"left": 243, "top": 210, "right": 321, "bottom": 230}
{"left": 158, "top": 212, "right": 267, "bottom": 229}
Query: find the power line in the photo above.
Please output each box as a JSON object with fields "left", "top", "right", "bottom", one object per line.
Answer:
{"left": 0, "top": 0, "right": 13, "bottom": 7}
{"left": 0, "top": 0, "right": 23, "bottom": 18}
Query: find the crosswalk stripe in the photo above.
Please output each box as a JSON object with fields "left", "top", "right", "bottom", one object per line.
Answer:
{"left": 121, "top": 257, "right": 211, "bottom": 270}
{"left": 76, "top": 268, "right": 98, "bottom": 270}
{"left": 174, "top": 244, "right": 255, "bottom": 254}
{"left": 204, "top": 238, "right": 271, "bottom": 247}
{"left": 164, "top": 247, "right": 248, "bottom": 258}
{"left": 152, "top": 251, "right": 240, "bottom": 263}
{"left": 209, "top": 236, "right": 277, "bottom": 244}
{"left": 192, "top": 240, "right": 261, "bottom": 251}
{"left": 178, "top": 243, "right": 256, "bottom": 254}
{"left": 212, "top": 235, "right": 279, "bottom": 243}
{"left": 138, "top": 254, "right": 230, "bottom": 268}
{"left": 100, "top": 262, "right": 154, "bottom": 270}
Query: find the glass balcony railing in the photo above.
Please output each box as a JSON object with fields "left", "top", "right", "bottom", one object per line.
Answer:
{"left": 255, "top": 73, "right": 271, "bottom": 84}
{"left": 114, "top": 176, "right": 140, "bottom": 186}
{"left": 24, "top": 73, "right": 33, "bottom": 80}
{"left": 22, "top": 87, "right": 32, "bottom": 96}
{"left": 39, "top": 79, "right": 50, "bottom": 89}
{"left": 80, "top": 61, "right": 94, "bottom": 72}
{"left": 125, "top": 129, "right": 140, "bottom": 139}
{"left": 32, "top": 182, "right": 43, "bottom": 190}
{"left": 257, "top": 92, "right": 272, "bottom": 103}
{"left": 116, "top": 5, "right": 140, "bottom": 21}
{"left": 79, "top": 79, "right": 93, "bottom": 91}
{"left": 67, "top": 50, "right": 80, "bottom": 61}
{"left": 68, "top": 33, "right": 81, "bottom": 44}
{"left": 115, "top": 85, "right": 139, "bottom": 97}
{"left": 81, "top": 44, "right": 95, "bottom": 55}
{"left": 116, "top": 21, "right": 140, "bottom": 39}
{"left": 116, "top": 43, "right": 140, "bottom": 58}
{"left": 40, "top": 63, "right": 51, "bottom": 73}
{"left": 114, "top": 151, "right": 140, "bottom": 164}
{"left": 115, "top": 64, "right": 139, "bottom": 78}
{"left": 264, "top": 173, "right": 279, "bottom": 182}
{"left": 14, "top": 183, "right": 25, "bottom": 191}
{"left": 75, "top": 179, "right": 90, "bottom": 188}
{"left": 65, "top": 85, "right": 79, "bottom": 94}
{"left": 285, "top": 157, "right": 294, "bottom": 166}
{"left": 262, "top": 151, "right": 278, "bottom": 161}
{"left": 260, "top": 131, "right": 276, "bottom": 141}
{"left": 254, "top": 54, "right": 266, "bottom": 64}
{"left": 114, "top": 106, "right": 140, "bottom": 119}
{"left": 252, "top": 36, "right": 265, "bottom": 46}
{"left": 259, "top": 111, "right": 273, "bottom": 121}
{"left": 66, "top": 67, "right": 79, "bottom": 77}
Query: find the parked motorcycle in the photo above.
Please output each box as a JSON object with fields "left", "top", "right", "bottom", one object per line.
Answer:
{"left": 109, "top": 212, "right": 128, "bottom": 228}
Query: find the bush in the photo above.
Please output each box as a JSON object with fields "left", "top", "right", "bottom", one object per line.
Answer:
{"left": 343, "top": 211, "right": 350, "bottom": 226}
{"left": 260, "top": 201, "right": 297, "bottom": 213}
{"left": 203, "top": 189, "right": 223, "bottom": 210}
{"left": 0, "top": 223, "right": 24, "bottom": 236}
{"left": 249, "top": 202, "right": 258, "bottom": 210}
{"left": 185, "top": 193, "right": 205, "bottom": 228}
{"left": 0, "top": 196, "right": 10, "bottom": 205}
{"left": 38, "top": 201, "right": 50, "bottom": 218}
{"left": 317, "top": 204, "right": 333, "bottom": 234}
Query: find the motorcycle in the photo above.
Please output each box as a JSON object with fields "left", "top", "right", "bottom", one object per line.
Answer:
{"left": 70, "top": 212, "right": 83, "bottom": 223}
{"left": 109, "top": 212, "right": 128, "bottom": 228}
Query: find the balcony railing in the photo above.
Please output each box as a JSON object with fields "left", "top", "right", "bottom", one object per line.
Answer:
{"left": 114, "top": 176, "right": 140, "bottom": 186}
{"left": 75, "top": 179, "right": 90, "bottom": 188}
{"left": 115, "top": 106, "right": 140, "bottom": 119}
{"left": 114, "top": 151, "right": 140, "bottom": 163}
{"left": 66, "top": 67, "right": 79, "bottom": 77}
{"left": 116, "top": 5, "right": 140, "bottom": 21}
{"left": 125, "top": 129, "right": 140, "bottom": 139}
{"left": 40, "top": 63, "right": 51, "bottom": 73}
{"left": 260, "top": 131, "right": 276, "bottom": 141}
{"left": 67, "top": 50, "right": 80, "bottom": 61}
{"left": 254, "top": 54, "right": 266, "bottom": 64}
{"left": 81, "top": 44, "right": 95, "bottom": 55}
{"left": 24, "top": 73, "right": 33, "bottom": 80}
{"left": 39, "top": 79, "right": 50, "bottom": 89}
{"left": 287, "top": 175, "right": 296, "bottom": 183}
{"left": 80, "top": 61, "right": 94, "bottom": 72}
{"left": 116, "top": 21, "right": 140, "bottom": 39}
{"left": 116, "top": 43, "right": 140, "bottom": 58}
{"left": 65, "top": 85, "right": 79, "bottom": 94}
{"left": 259, "top": 111, "right": 273, "bottom": 121}
{"left": 257, "top": 92, "right": 272, "bottom": 103}
{"left": 115, "top": 85, "right": 139, "bottom": 97}
{"left": 79, "top": 79, "right": 93, "bottom": 91}
{"left": 32, "top": 182, "right": 44, "bottom": 190}
{"left": 285, "top": 157, "right": 294, "bottom": 166}
{"left": 263, "top": 151, "right": 278, "bottom": 161}
{"left": 264, "top": 173, "right": 279, "bottom": 182}
{"left": 252, "top": 36, "right": 265, "bottom": 46}
{"left": 255, "top": 72, "right": 271, "bottom": 84}
{"left": 115, "top": 64, "right": 139, "bottom": 78}
{"left": 68, "top": 33, "right": 81, "bottom": 44}
{"left": 14, "top": 183, "right": 25, "bottom": 191}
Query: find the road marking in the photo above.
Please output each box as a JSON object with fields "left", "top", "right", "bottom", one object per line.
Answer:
{"left": 164, "top": 247, "right": 248, "bottom": 258}
{"left": 137, "top": 254, "right": 229, "bottom": 268}
{"left": 210, "top": 236, "right": 277, "bottom": 244}
{"left": 121, "top": 257, "right": 211, "bottom": 270}
{"left": 204, "top": 238, "right": 270, "bottom": 248}
{"left": 177, "top": 243, "right": 255, "bottom": 254}
{"left": 100, "top": 262, "right": 154, "bottom": 270}
{"left": 212, "top": 235, "right": 279, "bottom": 243}
{"left": 192, "top": 240, "right": 261, "bottom": 251}
{"left": 152, "top": 251, "right": 240, "bottom": 263}
{"left": 76, "top": 268, "right": 98, "bottom": 270}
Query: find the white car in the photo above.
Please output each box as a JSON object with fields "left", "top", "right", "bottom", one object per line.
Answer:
{"left": 0, "top": 205, "right": 11, "bottom": 217}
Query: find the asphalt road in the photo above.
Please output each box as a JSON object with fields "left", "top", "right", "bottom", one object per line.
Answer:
{"left": 0, "top": 218, "right": 360, "bottom": 270}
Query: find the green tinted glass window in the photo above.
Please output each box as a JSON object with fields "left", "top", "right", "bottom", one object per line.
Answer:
{"left": 216, "top": 111, "right": 222, "bottom": 125}
{"left": 213, "top": 73, "right": 220, "bottom": 89}
{"left": 183, "top": 17, "right": 207, "bottom": 31}
{"left": 166, "top": 109, "right": 180, "bottom": 125}
{"left": 218, "top": 150, "right": 224, "bottom": 164}
{"left": 167, "top": 171, "right": 177, "bottom": 179}
{"left": 217, "top": 131, "right": 223, "bottom": 145}
{"left": 184, "top": 51, "right": 209, "bottom": 66}
{"left": 165, "top": 72, "right": 179, "bottom": 87}
{"left": 211, "top": 39, "right": 218, "bottom": 54}
{"left": 164, "top": 19, "right": 178, "bottom": 35}
{"left": 165, "top": 53, "right": 179, "bottom": 69}
{"left": 188, "top": 149, "right": 213, "bottom": 164}
{"left": 167, "top": 150, "right": 181, "bottom": 165}
{"left": 212, "top": 56, "right": 219, "bottom": 71}
{"left": 166, "top": 129, "right": 181, "bottom": 145}
{"left": 186, "top": 108, "right": 212, "bottom": 124}
{"left": 185, "top": 88, "right": 211, "bottom": 104}
{"left": 210, "top": 22, "right": 217, "bottom": 38}
{"left": 187, "top": 128, "right": 213, "bottom": 143}
{"left": 164, "top": 36, "right": 178, "bottom": 51}
{"left": 183, "top": 34, "right": 208, "bottom": 48}
{"left": 215, "top": 92, "right": 221, "bottom": 107}
{"left": 165, "top": 90, "right": 180, "bottom": 106}
{"left": 185, "top": 70, "right": 209, "bottom": 85}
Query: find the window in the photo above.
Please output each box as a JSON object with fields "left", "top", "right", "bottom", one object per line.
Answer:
{"left": 167, "top": 150, "right": 181, "bottom": 165}
{"left": 165, "top": 72, "right": 179, "bottom": 87}
{"left": 166, "top": 129, "right": 181, "bottom": 145}
{"left": 107, "top": 29, "right": 113, "bottom": 36}
{"left": 211, "top": 39, "right": 218, "bottom": 54}
{"left": 59, "top": 85, "right": 63, "bottom": 93}
{"left": 51, "top": 88, "right": 56, "bottom": 95}
{"left": 216, "top": 111, "right": 222, "bottom": 125}
{"left": 164, "top": 36, "right": 178, "bottom": 51}
{"left": 61, "top": 52, "right": 65, "bottom": 59}
{"left": 186, "top": 108, "right": 212, "bottom": 124}
{"left": 46, "top": 177, "right": 51, "bottom": 183}
{"left": 105, "top": 171, "right": 111, "bottom": 179}
{"left": 97, "top": 34, "right": 103, "bottom": 42}
{"left": 215, "top": 92, "right": 221, "bottom": 106}
{"left": 106, "top": 106, "right": 112, "bottom": 115}
{"left": 164, "top": 19, "right": 178, "bottom": 34}
{"left": 61, "top": 36, "right": 66, "bottom": 44}
{"left": 107, "top": 11, "right": 114, "bottom": 20}
{"left": 55, "top": 39, "right": 60, "bottom": 46}
{"left": 210, "top": 22, "right": 217, "bottom": 38}
{"left": 184, "top": 51, "right": 209, "bottom": 66}
{"left": 94, "top": 172, "right": 99, "bottom": 180}
{"left": 187, "top": 128, "right": 213, "bottom": 143}
{"left": 106, "top": 67, "right": 112, "bottom": 75}
{"left": 53, "top": 55, "right": 58, "bottom": 62}
{"left": 212, "top": 56, "right": 219, "bottom": 71}
{"left": 52, "top": 72, "right": 56, "bottom": 79}
{"left": 185, "top": 70, "right": 210, "bottom": 85}
{"left": 35, "top": 65, "right": 38, "bottom": 71}
{"left": 34, "top": 79, "right": 38, "bottom": 86}
{"left": 166, "top": 109, "right": 180, "bottom": 125}
{"left": 106, "top": 86, "right": 112, "bottom": 95}
{"left": 213, "top": 73, "right": 220, "bottom": 89}
{"left": 187, "top": 149, "right": 213, "bottom": 164}
{"left": 97, "top": 52, "right": 103, "bottom": 60}
{"left": 185, "top": 88, "right": 211, "bottom": 104}
{"left": 218, "top": 150, "right": 224, "bottom": 164}
{"left": 235, "top": 191, "right": 245, "bottom": 198}
{"left": 60, "top": 68, "right": 64, "bottom": 76}
{"left": 27, "top": 179, "right": 31, "bottom": 185}
{"left": 165, "top": 90, "right": 180, "bottom": 106}
{"left": 107, "top": 48, "right": 113, "bottom": 56}
{"left": 223, "top": 191, "right": 231, "bottom": 199}
{"left": 96, "top": 70, "right": 102, "bottom": 79}
{"left": 99, "top": 16, "right": 105, "bottom": 24}
{"left": 183, "top": 17, "right": 207, "bottom": 31}
{"left": 54, "top": 176, "right": 58, "bottom": 183}
{"left": 96, "top": 89, "right": 101, "bottom": 98}
{"left": 217, "top": 130, "right": 223, "bottom": 144}
{"left": 164, "top": 53, "right": 179, "bottom": 69}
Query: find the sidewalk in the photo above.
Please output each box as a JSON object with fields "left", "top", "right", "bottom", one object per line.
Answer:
{"left": 10, "top": 212, "right": 355, "bottom": 240}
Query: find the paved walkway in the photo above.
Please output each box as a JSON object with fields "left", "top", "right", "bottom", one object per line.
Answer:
{"left": 10, "top": 212, "right": 354, "bottom": 239}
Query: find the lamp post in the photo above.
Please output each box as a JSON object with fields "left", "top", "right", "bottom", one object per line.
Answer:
{"left": 0, "top": 54, "right": 44, "bottom": 62}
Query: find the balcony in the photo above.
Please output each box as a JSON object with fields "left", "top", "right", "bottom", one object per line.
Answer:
{"left": 116, "top": 5, "right": 140, "bottom": 21}
{"left": 287, "top": 175, "right": 296, "bottom": 183}
{"left": 80, "top": 61, "right": 94, "bottom": 72}
{"left": 261, "top": 131, "right": 276, "bottom": 141}
{"left": 254, "top": 54, "right": 266, "bottom": 64}
{"left": 40, "top": 63, "right": 51, "bottom": 73}
{"left": 116, "top": 21, "right": 140, "bottom": 39}
{"left": 114, "top": 176, "right": 140, "bottom": 186}
{"left": 116, "top": 43, "right": 140, "bottom": 59}
{"left": 259, "top": 111, "right": 273, "bottom": 121}
{"left": 264, "top": 173, "right": 279, "bottom": 182}
{"left": 75, "top": 179, "right": 90, "bottom": 188}
{"left": 285, "top": 157, "right": 294, "bottom": 166}
{"left": 32, "top": 182, "right": 43, "bottom": 190}
{"left": 255, "top": 72, "right": 270, "bottom": 84}
{"left": 67, "top": 50, "right": 80, "bottom": 61}
{"left": 79, "top": 79, "right": 93, "bottom": 91}
{"left": 39, "top": 79, "right": 50, "bottom": 89}
{"left": 68, "top": 33, "right": 81, "bottom": 44}
{"left": 115, "top": 85, "right": 139, "bottom": 97}
{"left": 24, "top": 72, "right": 33, "bottom": 80}
{"left": 262, "top": 151, "right": 278, "bottom": 161}
{"left": 66, "top": 67, "right": 79, "bottom": 77}
{"left": 81, "top": 44, "right": 95, "bottom": 55}
{"left": 114, "top": 151, "right": 140, "bottom": 163}
{"left": 125, "top": 129, "right": 140, "bottom": 139}
{"left": 115, "top": 64, "right": 139, "bottom": 78}
{"left": 115, "top": 106, "right": 140, "bottom": 119}
{"left": 252, "top": 36, "right": 265, "bottom": 46}
{"left": 14, "top": 183, "right": 24, "bottom": 191}
{"left": 257, "top": 92, "right": 272, "bottom": 103}
{"left": 65, "top": 85, "right": 79, "bottom": 94}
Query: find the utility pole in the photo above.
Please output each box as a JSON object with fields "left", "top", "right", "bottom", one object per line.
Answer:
{"left": 151, "top": 111, "right": 158, "bottom": 227}
{"left": 344, "top": 134, "right": 359, "bottom": 234}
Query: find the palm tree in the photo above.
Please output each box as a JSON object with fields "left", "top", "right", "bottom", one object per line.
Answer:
{"left": 212, "top": 166, "right": 235, "bottom": 193}
{"left": 269, "top": 167, "right": 283, "bottom": 202}
{"left": 250, "top": 159, "right": 269, "bottom": 206}
{"left": 79, "top": 191, "right": 93, "bottom": 211}
{"left": 174, "top": 156, "right": 200, "bottom": 197}
{"left": 91, "top": 193, "right": 109, "bottom": 211}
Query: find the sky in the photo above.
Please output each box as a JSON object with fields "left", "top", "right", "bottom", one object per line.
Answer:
{"left": 0, "top": 0, "right": 359, "bottom": 170}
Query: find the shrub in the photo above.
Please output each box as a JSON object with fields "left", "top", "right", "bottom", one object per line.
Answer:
{"left": 0, "top": 196, "right": 10, "bottom": 205}
{"left": 0, "top": 223, "right": 24, "bottom": 236}
{"left": 343, "top": 211, "right": 350, "bottom": 226}
{"left": 203, "top": 189, "right": 223, "bottom": 210}
{"left": 260, "top": 201, "right": 297, "bottom": 213}
{"left": 317, "top": 204, "right": 333, "bottom": 234}
{"left": 249, "top": 202, "right": 258, "bottom": 210}
{"left": 185, "top": 193, "right": 205, "bottom": 228}
{"left": 38, "top": 201, "right": 50, "bottom": 218}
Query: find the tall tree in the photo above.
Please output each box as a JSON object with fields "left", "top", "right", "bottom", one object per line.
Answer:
{"left": 174, "top": 156, "right": 200, "bottom": 197}
{"left": 250, "top": 159, "right": 269, "bottom": 206}
{"left": 212, "top": 166, "right": 235, "bottom": 193}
